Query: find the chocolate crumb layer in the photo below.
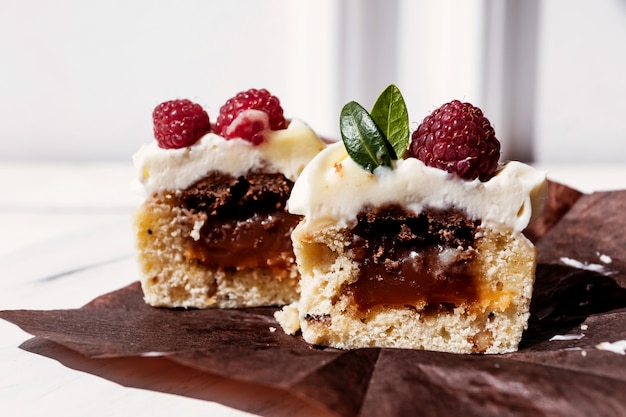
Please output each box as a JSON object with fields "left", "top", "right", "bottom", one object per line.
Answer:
{"left": 180, "top": 171, "right": 293, "bottom": 218}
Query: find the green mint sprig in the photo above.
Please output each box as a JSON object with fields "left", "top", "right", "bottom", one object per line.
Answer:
{"left": 340, "top": 84, "right": 409, "bottom": 173}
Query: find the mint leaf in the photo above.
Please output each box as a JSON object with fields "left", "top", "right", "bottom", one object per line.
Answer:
{"left": 370, "top": 84, "right": 409, "bottom": 159}
{"left": 340, "top": 101, "right": 392, "bottom": 172}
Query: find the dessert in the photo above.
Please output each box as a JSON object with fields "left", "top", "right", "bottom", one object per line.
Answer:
{"left": 276, "top": 86, "right": 547, "bottom": 353}
{"left": 133, "top": 89, "right": 326, "bottom": 308}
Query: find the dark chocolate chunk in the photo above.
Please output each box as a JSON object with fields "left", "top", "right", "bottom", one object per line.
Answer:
{"left": 180, "top": 170, "right": 293, "bottom": 218}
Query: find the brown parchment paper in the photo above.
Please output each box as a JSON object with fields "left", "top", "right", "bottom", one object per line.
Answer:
{"left": 3, "top": 181, "right": 626, "bottom": 417}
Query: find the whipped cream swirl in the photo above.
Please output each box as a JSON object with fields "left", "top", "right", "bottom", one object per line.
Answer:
{"left": 288, "top": 141, "right": 547, "bottom": 233}
{"left": 133, "top": 119, "right": 325, "bottom": 196}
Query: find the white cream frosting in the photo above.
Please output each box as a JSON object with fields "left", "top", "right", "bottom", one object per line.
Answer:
{"left": 288, "top": 141, "right": 547, "bottom": 233}
{"left": 133, "top": 119, "right": 325, "bottom": 196}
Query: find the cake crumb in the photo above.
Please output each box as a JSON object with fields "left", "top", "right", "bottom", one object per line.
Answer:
{"left": 559, "top": 256, "right": 614, "bottom": 275}
{"left": 596, "top": 252, "right": 612, "bottom": 264}
{"left": 269, "top": 326, "right": 276, "bottom": 333}
{"left": 140, "top": 351, "right": 167, "bottom": 358}
{"left": 190, "top": 219, "right": 205, "bottom": 241}
{"left": 274, "top": 303, "right": 301, "bottom": 335}
{"left": 550, "top": 333, "right": 585, "bottom": 341}
{"left": 596, "top": 340, "right": 626, "bottom": 355}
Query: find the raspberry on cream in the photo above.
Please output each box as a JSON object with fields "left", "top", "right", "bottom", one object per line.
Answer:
{"left": 410, "top": 100, "right": 500, "bottom": 181}
{"left": 216, "top": 88, "right": 287, "bottom": 144}
{"left": 153, "top": 99, "right": 211, "bottom": 149}
{"left": 134, "top": 118, "right": 325, "bottom": 196}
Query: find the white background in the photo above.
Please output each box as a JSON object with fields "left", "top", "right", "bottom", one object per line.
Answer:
{"left": 1, "top": 0, "right": 625, "bottom": 163}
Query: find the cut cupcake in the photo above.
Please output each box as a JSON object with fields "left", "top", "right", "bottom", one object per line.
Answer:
{"left": 133, "top": 89, "right": 326, "bottom": 308}
{"left": 275, "top": 86, "right": 547, "bottom": 354}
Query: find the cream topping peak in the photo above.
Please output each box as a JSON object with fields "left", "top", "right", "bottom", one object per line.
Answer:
{"left": 288, "top": 141, "right": 547, "bottom": 233}
{"left": 133, "top": 119, "right": 325, "bottom": 196}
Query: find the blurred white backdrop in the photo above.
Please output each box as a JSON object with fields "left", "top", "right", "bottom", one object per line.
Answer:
{"left": 1, "top": 0, "right": 625, "bottom": 162}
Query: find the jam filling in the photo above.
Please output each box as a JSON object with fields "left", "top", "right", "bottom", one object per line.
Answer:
{"left": 346, "top": 204, "right": 480, "bottom": 312}
{"left": 179, "top": 171, "right": 301, "bottom": 270}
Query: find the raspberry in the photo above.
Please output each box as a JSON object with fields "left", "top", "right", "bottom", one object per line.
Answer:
{"left": 408, "top": 100, "right": 500, "bottom": 181}
{"left": 153, "top": 99, "right": 211, "bottom": 149}
{"left": 215, "top": 88, "right": 286, "bottom": 145}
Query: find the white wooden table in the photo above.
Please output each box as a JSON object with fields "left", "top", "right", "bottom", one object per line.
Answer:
{"left": 1, "top": 161, "right": 625, "bottom": 417}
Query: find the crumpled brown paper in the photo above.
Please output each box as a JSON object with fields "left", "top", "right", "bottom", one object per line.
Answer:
{"left": 3, "top": 181, "right": 626, "bottom": 417}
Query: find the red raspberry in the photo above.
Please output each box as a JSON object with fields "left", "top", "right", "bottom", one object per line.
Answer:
{"left": 153, "top": 99, "right": 210, "bottom": 149}
{"left": 215, "top": 88, "right": 286, "bottom": 145}
{"left": 409, "top": 100, "right": 500, "bottom": 181}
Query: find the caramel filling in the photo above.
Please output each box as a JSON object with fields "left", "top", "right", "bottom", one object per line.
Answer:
{"left": 179, "top": 171, "right": 301, "bottom": 271}
{"left": 346, "top": 205, "right": 480, "bottom": 312}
